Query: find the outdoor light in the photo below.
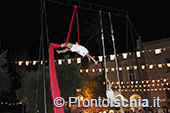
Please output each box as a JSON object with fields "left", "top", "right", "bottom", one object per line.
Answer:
{"left": 136, "top": 81, "right": 138, "bottom": 84}
{"left": 121, "top": 82, "right": 123, "bottom": 84}
{"left": 149, "top": 64, "right": 154, "bottom": 69}
{"left": 85, "top": 69, "right": 88, "bottom": 73}
{"left": 126, "top": 67, "right": 130, "bottom": 70}
{"left": 25, "top": 61, "right": 29, "bottom": 66}
{"left": 146, "top": 80, "right": 149, "bottom": 84}
{"left": 142, "top": 65, "right": 145, "bottom": 69}
{"left": 158, "top": 64, "right": 163, "bottom": 68}
{"left": 159, "top": 88, "right": 162, "bottom": 91}
{"left": 99, "top": 68, "right": 102, "bottom": 72}
{"left": 77, "top": 58, "right": 81, "bottom": 64}
{"left": 67, "top": 59, "right": 71, "bottom": 64}
{"left": 163, "top": 79, "right": 166, "bottom": 82}
{"left": 157, "top": 79, "right": 160, "bottom": 82}
{"left": 152, "top": 84, "right": 155, "bottom": 87}
{"left": 33, "top": 61, "right": 37, "bottom": 65}
{"left": 155, "top": 48, "right": 161, "bottom": 54}
{"left": 92, "top": 69, "right": 95, "bottom": 72}
{"left": 110, "top": 55, "right": 115, "bottom": 60}
{"left": 18, "top": 61, "right": 23, "bottom": 66}
{"left": 152, "top": 80, "right": 155, "bottom": 83}
{"left": 148, "top": 84, "right": 150, "bottom": 87}
{"left": 167, "top": 63, "right": 170, "bottom": 67}
{"left": 105, "top": 68, "right": 108, "bottom": 72}
{"left": 122, "top": 53, "right": 128, "bottom": 59}
{"left": 136, "top": 51, "right": 141, "bottom": 58}
{"left": 103, "top": 82, "right": 105, "bottom": 85}
{"left": 119, "top": 67, "right": 122, "bottom": 71}
{"left": 80, "top": 69, "right": 83, "bottom": 73}
{"left": 58, "top": 60, "right": 62, "bottom": 65}
{"left": 134, "top": 66, "right": 137, "bottom": 70}
{"left": 98, "top": 56, "right": 103, "bottom": 62}
{"left": 111, "top": 68, "right": 114, "bottom": 71}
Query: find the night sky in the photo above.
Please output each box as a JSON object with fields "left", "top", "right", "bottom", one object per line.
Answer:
{"left": 0, "top": 0, "right": 170, "bottom": 58}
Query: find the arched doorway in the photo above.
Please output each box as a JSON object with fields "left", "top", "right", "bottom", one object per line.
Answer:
{"left": 130, "top": 94, "right": 142, "bottom": 112}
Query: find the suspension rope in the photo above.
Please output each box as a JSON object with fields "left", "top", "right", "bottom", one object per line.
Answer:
{"left": 108, "top": 12, "right": 122, "bottom": 94}
{"left": 99, "top": 11, "right": 108, "bottom": 91}
{"left": 108, "top": 12, "right": 124, "bottom": 113}
{"left": 127, "top": 16, "right": 162, "bottom": 78}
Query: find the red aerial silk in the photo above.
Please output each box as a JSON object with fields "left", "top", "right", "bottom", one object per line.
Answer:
{"left": 49, "top": 5, "right": 80, "bottom": 113}
{"left": 49, "top": 43, "right": 64, "bottom": 113}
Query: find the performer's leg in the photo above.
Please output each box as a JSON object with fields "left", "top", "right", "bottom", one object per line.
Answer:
{"left": 61, "top": 42, "right": 73, "bottom": 48}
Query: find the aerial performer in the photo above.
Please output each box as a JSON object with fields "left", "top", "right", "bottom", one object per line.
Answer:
{"left": 106, "top": 78, "right": 115, "bottom": 104}
{"left": 56, "top": 42, "right": 98, "bottom": 65}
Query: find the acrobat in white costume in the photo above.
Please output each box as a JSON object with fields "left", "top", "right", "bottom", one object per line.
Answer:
{"left": 106, "top": 78, "right": 115, "bottom": 104}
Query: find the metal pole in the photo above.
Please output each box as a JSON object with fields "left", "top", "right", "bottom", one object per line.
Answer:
{"left": 127, "top": 15, "right": 148, "bottom": 113}
{"left": 40, "top": 0, "right": 48, "bottom": 112}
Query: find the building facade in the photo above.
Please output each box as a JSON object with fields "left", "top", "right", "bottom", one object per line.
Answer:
{"left": 81, "top": 37, "right": 170, "bottom": 111}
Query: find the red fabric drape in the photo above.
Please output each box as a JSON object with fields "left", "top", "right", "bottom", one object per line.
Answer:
{"left": 49, "top": 5, "right": 80, "bottom": 113}
{"left": 64, "top": 5, "right": 80, "bottom": 47}
{"left": 49, "top": 43, "right": 64, "bottom": 113}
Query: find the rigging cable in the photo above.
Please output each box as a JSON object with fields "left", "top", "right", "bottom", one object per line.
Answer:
{"left": 108, "top": 12, "right": 124, "bottom": 113}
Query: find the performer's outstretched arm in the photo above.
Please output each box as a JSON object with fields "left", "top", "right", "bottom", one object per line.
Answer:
{"left": 56, "top": 48, "right": 70, "bottom": 54}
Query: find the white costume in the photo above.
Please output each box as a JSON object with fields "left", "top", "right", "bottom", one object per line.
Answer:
{"left": 106, "top": 89, "right": 115, "bottom": 104}
{"left": 70, "top": 44, "right": 89, "bottom": 57}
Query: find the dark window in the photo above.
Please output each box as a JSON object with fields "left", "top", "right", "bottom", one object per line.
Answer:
{"left": 129, "top": 69, "right": 135, "bottom": 81}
